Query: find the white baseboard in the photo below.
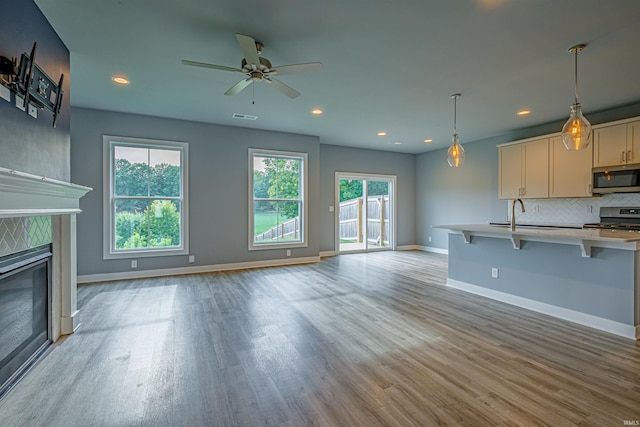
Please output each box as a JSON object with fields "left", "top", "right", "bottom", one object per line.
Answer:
{"left": 447, "top": 278, "right": 638, "bottom": 340}
{"left": 60, "top": 310, "right": 80, "bottom": 335}
{"left": 78, "top": 256, "right": 321, "bottom": 284}
{"left": 319, "top": 251, "right": 336, "bottom": 258}
{"left": 396, "top": 245, "right": 419, "bottom": 251}
{"left": 415, "top": 245, "right": 448, "bottom": 255}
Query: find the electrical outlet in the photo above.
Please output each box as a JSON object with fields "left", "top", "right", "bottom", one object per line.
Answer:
{"left": 491, "top": 267, "right": 499, "bottom": 278}
{"left": 286, "top": 250, "right": 291, "bottom": 257}
{"left": 131, "top": 260, "right": 137, "bottom": 269}
{"left": 188, "top": 255, "right": 195, "bottom": 263}
{"left": 329, "top": 205, "right": 334, "bottom": 212}
{"left": 428, "top": 236, "right": 432, "bottom": 242}
{"left": 28, "top": 104, "right": 37, "bottom": 118}
{"left": 15, "top": 95, "right": 26, "bottom": 111}
{"left": 586, "top": 205, "right": 593, "bottom": 214}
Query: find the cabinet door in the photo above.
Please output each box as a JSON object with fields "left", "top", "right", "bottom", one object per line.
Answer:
{"left": 593, "top": 124, "right": 627, "bottom": 167}
{"left": 522, "top": 138, "right": 549, "bottom": 198}
{"left": 627, "top": 121, "right": 640, "bottom": 164}
{"left": 549, "top": 136, "right": 593, "bottom": 197}
{"left": 499, "top": 144, "right": 522, "bottom": 199}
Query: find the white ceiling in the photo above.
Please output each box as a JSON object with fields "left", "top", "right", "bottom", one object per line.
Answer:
{"left": 35, "top": 0, "right": 640, "bottom": 154}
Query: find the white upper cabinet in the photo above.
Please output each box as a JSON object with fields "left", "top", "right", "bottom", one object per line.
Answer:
{"left": 549, "top": 135, "right": 593, "bottom": 198}
{"left": 593, "top": 120, "right": 640, "bottom": 167}
{"left": 499, "top": 138, "right": 548, "bottom": 199}
{"left": 498, "top": 143, "right": 522, "bottom": 199}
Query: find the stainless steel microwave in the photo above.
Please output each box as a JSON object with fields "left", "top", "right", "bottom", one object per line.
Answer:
{"left": 592, "top": 163, "right": 640, "bottom": 194}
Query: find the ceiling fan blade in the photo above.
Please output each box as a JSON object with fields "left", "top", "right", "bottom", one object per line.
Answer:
{"left": 181, "top": 60, "right": 243, "bottom": 73}
{"left": 224, "top": 78, "right": 253, "bottom": 96}
{"left": 236, "top": 33, "right": 260, "bottom": 66}
{"left": 266, "top": 77, "right": 300, "bottom": 99}
{"left": 271, "top": 62, "right": 324, "bottom": 76}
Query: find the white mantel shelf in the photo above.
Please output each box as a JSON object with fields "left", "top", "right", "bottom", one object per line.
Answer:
{"left": 0, "top": 166, "right": 92, "bottom": 341}
{"left": 434, "top": 224, "right": 640, "bottom": 257}
{"left": 0, "top": 166, "right": 92, "bottom": 217}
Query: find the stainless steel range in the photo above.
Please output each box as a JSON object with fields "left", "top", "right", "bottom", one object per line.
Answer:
{"left": 583, "top": 207, "right": 640, "bottom": 231}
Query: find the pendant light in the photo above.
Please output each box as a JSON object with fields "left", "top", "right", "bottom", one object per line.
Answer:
{"left": 447, "top": 93, "right": 465, "bottom": 167}
{"left": 561, "top": 44, "right": 592, "bottom": 151}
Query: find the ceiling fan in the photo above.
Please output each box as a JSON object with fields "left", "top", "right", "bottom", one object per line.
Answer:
{"left": 182, "top": 34, "right": 323, "bottom": 99}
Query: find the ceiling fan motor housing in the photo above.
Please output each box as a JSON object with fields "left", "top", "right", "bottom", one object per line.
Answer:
{"left": 241, "top": 57, "right": 272, "bottom": 72}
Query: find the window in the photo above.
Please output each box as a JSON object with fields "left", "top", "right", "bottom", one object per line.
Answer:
{"left": 103, "top": 136, "right": 189, "bottom": 259}
{"left": 249, "top": 148, "right": 307, "bottom": 250}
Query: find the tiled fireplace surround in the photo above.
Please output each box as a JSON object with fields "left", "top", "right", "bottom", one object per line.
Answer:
{"left": 0, "top": 167, "right": 91, "bottom": 342}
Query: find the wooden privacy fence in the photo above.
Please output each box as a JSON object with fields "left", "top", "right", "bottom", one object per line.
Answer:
{"left": 339, "top": 196, "right": 389, "bottom": 245}
{"left": 255, "top": 216, "right": 299, "bottom": 242}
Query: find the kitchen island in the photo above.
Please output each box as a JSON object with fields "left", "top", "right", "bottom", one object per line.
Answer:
{"left": 434, "top": 224, "right": 640, "bottom": 340}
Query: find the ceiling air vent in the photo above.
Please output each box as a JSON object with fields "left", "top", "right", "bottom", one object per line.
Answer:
{"left": 232, "top": 113, "right": 258, "bottom": 120}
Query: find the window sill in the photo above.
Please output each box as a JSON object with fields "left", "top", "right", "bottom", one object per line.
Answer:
{"left": 103, "top": 247, "right": 188, "bottom": 260}
{"left": 249, "top": 242, "right": 308, "bottom": 251}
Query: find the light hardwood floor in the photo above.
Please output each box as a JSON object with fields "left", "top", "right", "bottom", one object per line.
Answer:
{"left": 0, "top": 251, "right": 639, "bottom": 426}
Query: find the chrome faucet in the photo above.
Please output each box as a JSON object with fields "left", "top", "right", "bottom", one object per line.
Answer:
{"left": 511, "top": 198, "right": 525, "bottom": 231}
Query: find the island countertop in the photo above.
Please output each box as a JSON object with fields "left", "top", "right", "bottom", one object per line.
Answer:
{"left": 433, "top": 223, "right": 640, "bottom": 255}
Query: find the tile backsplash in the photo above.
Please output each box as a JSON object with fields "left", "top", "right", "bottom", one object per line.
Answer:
{"left": 0, "top": 216, "right": 52, "bottom": 257}
{"left": 506, "top": 193, "right": 640, "bottom": 224}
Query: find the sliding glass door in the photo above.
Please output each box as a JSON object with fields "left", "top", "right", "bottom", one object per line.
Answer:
{"left": 336, "top": 173, "right": 395, "bottom": 253}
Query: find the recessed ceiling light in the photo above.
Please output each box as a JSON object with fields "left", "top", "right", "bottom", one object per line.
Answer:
{"left": 517, "top": 109, "right": 531, "bottom": 116}
{"left": 377, "top": 131, "right": 387, "bottom": 136}
{"left": 311, "top": 108, "right": 323, "bottom": 115}
{"left": 112, "top": 75, "right": 130, "bottom": 85}
{"left": 424, "top": 139, "right": 433, "bottom": 143}
{"left": 388, "top": 141, "right": 402, "bottom": 145}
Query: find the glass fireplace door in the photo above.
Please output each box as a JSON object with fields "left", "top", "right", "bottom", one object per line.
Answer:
{"left": 0, "top": 246, "right": 51, "bottom": 397}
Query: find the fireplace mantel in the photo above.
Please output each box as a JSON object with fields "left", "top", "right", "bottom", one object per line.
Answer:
{"left": 0, "top": 166, "right": 92, "bottom": 341}
{"left": 0, "top": 167, "right": 91, "bottom": 217}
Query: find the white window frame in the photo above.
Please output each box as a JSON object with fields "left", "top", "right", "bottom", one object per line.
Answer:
{"left": 103, "top": 135, "right": 189, "bottom": 259}
{"left": 248, "top": 148, "right": 308, "bottom": 251}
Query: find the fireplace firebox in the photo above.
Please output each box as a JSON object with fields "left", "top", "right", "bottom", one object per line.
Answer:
{"left": 0, "top": 245, "right": 52, "bottom": 398}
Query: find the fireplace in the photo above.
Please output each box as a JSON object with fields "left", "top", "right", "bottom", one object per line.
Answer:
{"left": 0, "top": 245, "right": 51, "bottom": 397}
{"left": 0, "top": 167, "right": 90, "bottom": 397}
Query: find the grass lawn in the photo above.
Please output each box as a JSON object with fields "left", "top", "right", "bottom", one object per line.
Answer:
{"left": 254, "top": 212, "right": 279, "bottom": 235}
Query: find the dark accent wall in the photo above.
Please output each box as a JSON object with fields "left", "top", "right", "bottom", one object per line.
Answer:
{"left": 0, "top": 0, "right": 70, "bottom": 181}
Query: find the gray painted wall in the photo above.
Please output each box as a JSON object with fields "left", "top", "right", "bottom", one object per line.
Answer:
{"left": 319, "top": 144, "right": 416, "bottom": 252}
{"left": 417, "top": 101, "right": 640, "bottom": 250}
{"left": 0, "top": 0, "right": 70, "bottom": 181}
{"left": 71, "top": 107, "right": 320, "bottom": 276}
{"left": 448, "top": 234, "right": 635, "bottom": 324}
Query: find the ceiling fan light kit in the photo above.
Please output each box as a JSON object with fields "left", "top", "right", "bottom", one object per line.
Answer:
{"left": 182, "top": 33, "right": 323, "bottom": 100}
{"left": 561, "top": 43, "right": 592, "bottom": 151}
{"left": 447, "top": 93, "right": 465, "bottom": 168}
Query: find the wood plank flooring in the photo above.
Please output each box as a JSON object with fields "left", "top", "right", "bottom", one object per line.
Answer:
{"left": 0, "top": 251, "right": 639, "bottom": 426}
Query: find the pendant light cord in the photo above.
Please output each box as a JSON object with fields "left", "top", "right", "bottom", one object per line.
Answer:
{"left": 574, "top": 48, "right": 579, "bottom": 105}
{"left": 452, "top": 94, "right": 458, "bottom": 135}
